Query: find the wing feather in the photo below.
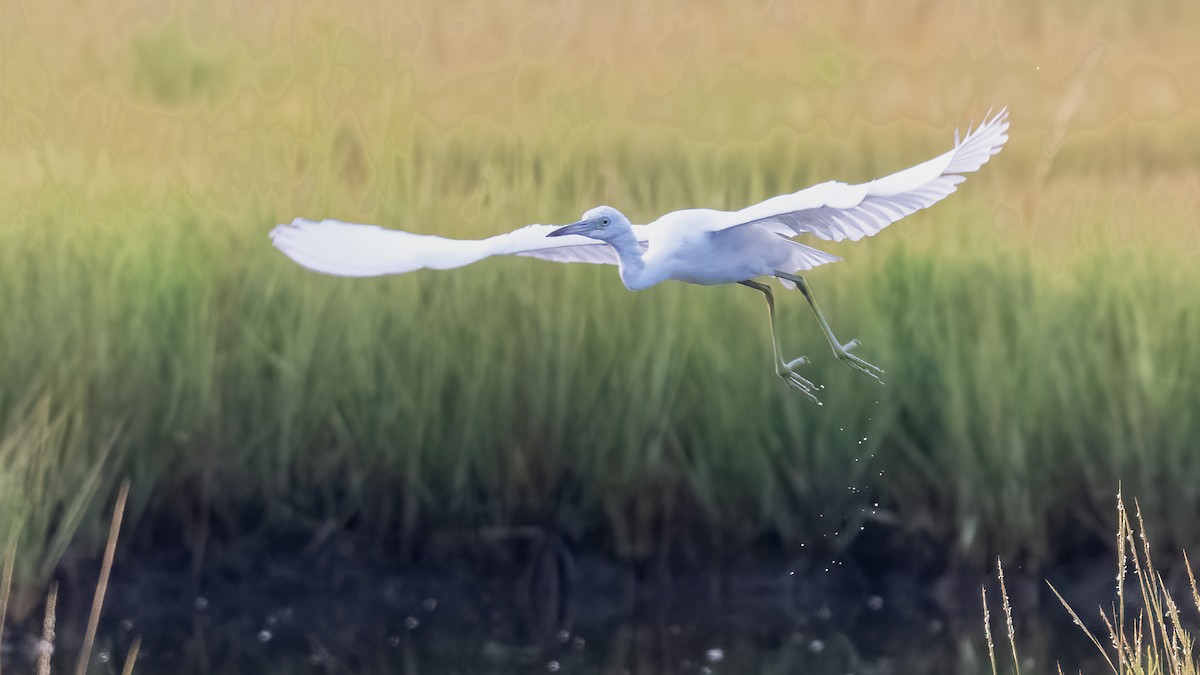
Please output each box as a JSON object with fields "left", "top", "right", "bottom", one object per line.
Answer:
{"left": 713, "top": 108, "right": 1009, "bottom": 242}
{"left": 269, "top": 220, "right": 631, "bottom": 277}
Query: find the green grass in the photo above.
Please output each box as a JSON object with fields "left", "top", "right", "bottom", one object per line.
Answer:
{"left": 2, "top": 0, "right": 1200, "bottom": 602}
{"left": 3, "top": 144, "right": 1199, "bottom": 590}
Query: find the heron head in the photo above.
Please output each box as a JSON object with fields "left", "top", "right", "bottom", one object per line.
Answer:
{"left": 547, "top": 206, "right": 630, "bottom": 242}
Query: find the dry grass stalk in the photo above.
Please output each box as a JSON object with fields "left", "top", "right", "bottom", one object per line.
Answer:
{"left": 1184, "top": 551, "right": 1200, "bottom": 630}
{"left": 997, "top": 558, "right": 1022, "bottom": 675}
{"left": 990, "top": 493, "right": 1200, "bottom": 674}
{"left": 1049, "top": 581, "right": 1116, "bottom": 672}
{"left": 120, "top": 636, "right": 141, "bottom": 675}
{"left": 1069, "top": 494, "right": 1198, "bottom": 674}
{"left": 37, "top": 582, "right": 56, "bottom": 675}
{"left": 1119, "top": 489, "right": 1128, "bottom": 675}
{"left": 74, "top": 480, "right": 129, "bottom": 675}
{"left": 983, "top": 586, "right": 998, "bottom": 675}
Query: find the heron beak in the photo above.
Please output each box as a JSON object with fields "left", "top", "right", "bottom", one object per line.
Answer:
{"left": 547, "top": 219, "right": 592, "bottom": 237}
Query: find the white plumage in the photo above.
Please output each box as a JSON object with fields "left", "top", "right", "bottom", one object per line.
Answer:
{"left": 270, "top": 109, "right": 1010, "bottom": 400}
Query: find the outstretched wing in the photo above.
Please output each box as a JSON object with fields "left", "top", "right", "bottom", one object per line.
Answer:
{"left": 712, "top": 108, "right": 1010, "bottom": 241}
{"left": 269, "top": 220, "right": 631, "bottom": 277}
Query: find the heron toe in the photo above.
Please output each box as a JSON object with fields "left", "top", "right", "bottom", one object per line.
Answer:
{"left": 777, "top": 358, "right": 821, "bottom": 402}
{"left": 834, "top": 341, "right": 885, "bottom": 384}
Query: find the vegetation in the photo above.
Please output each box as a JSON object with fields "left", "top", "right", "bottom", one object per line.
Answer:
{"left": 986, "top": 494, "right": 1200, "bottom": 675}
{"left": 2, "top": 0, "right": 1199, "bottom": 606}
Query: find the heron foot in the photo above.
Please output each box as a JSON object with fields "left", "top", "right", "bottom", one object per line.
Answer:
{"left": 777, "top": 359, "right": 821, "bottom": 404}
{"left": 833, "top": 339, "right": 885, "bottom": 384}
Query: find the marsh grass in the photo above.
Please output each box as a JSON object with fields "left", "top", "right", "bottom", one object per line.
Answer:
{"left": 0, "top": 484, "right": 136, "bottom": 675}
{"left": 3, "top": 0, "right": 1200, "bottom": 599}
{"left": 987, "top": 494, "right": 1200, "bottom": 675}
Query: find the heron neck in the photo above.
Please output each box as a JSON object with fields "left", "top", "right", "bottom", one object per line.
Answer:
{"left": 606, "top": 229, "right": 651, "bottom": 291}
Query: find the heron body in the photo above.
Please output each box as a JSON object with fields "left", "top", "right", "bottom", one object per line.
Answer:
{"left": 271, "top": 109, "right": 1010, "bottom": 401}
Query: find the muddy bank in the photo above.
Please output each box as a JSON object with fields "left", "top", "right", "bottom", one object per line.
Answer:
{"left": 1, "top": 531, "right": 1126, "bottom": 674}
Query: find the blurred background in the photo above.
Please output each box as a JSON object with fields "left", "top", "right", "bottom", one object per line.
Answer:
{"left": 2, "top": 0, "right": 1199, "bottom": 672}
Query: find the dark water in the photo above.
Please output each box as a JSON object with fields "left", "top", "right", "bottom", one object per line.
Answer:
{"left": 2, "top": 557, "right": 1107, "bottom": 674}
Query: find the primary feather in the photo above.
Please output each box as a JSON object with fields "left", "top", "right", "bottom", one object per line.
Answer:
{"left": 712, "top": 107, "right": 1009, "bottom": 242}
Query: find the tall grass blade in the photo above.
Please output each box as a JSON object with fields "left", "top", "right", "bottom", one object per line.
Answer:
{"left": 0, "top": 530, "right": 15, "bottom": 675}
{"left": 120, "top": 636, "right": 141, "bottom": 675}
{"left": 74, "top": 481, "right": 129, "bottom": 675}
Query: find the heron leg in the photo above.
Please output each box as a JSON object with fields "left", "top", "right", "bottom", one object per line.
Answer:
{"left": 739, "top": 280, "right": 820, "bottom": 402}
{"left": 773, "top": 271, "right": 885, "bottom": 384}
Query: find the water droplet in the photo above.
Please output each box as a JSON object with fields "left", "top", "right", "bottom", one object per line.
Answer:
{"left": 705, "top": 648, "right": 725, "bottom": 662}
{"left": 405, "top": 616, "right": 420, "bottom": 629}
{"left": 257, "top": 629, "right": 273, "bottom": 643}
{"left": 547, "top": 660, "right": 560, "bottom": 672}
{"left": 98, "top": 650, "right": 111, "bottom": 663}
{"left": 572, "top": 636, "right": 585, "bottom": 649}
{"left": 867, "top": 595, "right": 884, "bottom": 610}
{"left": 556, "top": 629, "right": 570, "bottom": 643}
{"left": 422, "top": 597, "right": 437, "bottom": 612}
{"left": 194, "top": 596, "right": 209, "bottom": 611}
{"left": 388, "top": 636, "right": 401, "bottom": 647}
{"left": 809, "top": 639, "right": 825, "bottom": 653}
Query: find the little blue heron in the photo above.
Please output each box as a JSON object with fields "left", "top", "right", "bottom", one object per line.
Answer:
{"left": 271, "top": 109, "right": 1009, "bottom": 401}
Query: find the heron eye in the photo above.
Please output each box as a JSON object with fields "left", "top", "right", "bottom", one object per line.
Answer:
{"left": 601, "top": 218, "right": 610, "bottom": 226}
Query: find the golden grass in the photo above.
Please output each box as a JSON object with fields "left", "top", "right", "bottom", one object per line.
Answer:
{"left": 989, "top": 493, "right": 1200, "bottom": 675}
